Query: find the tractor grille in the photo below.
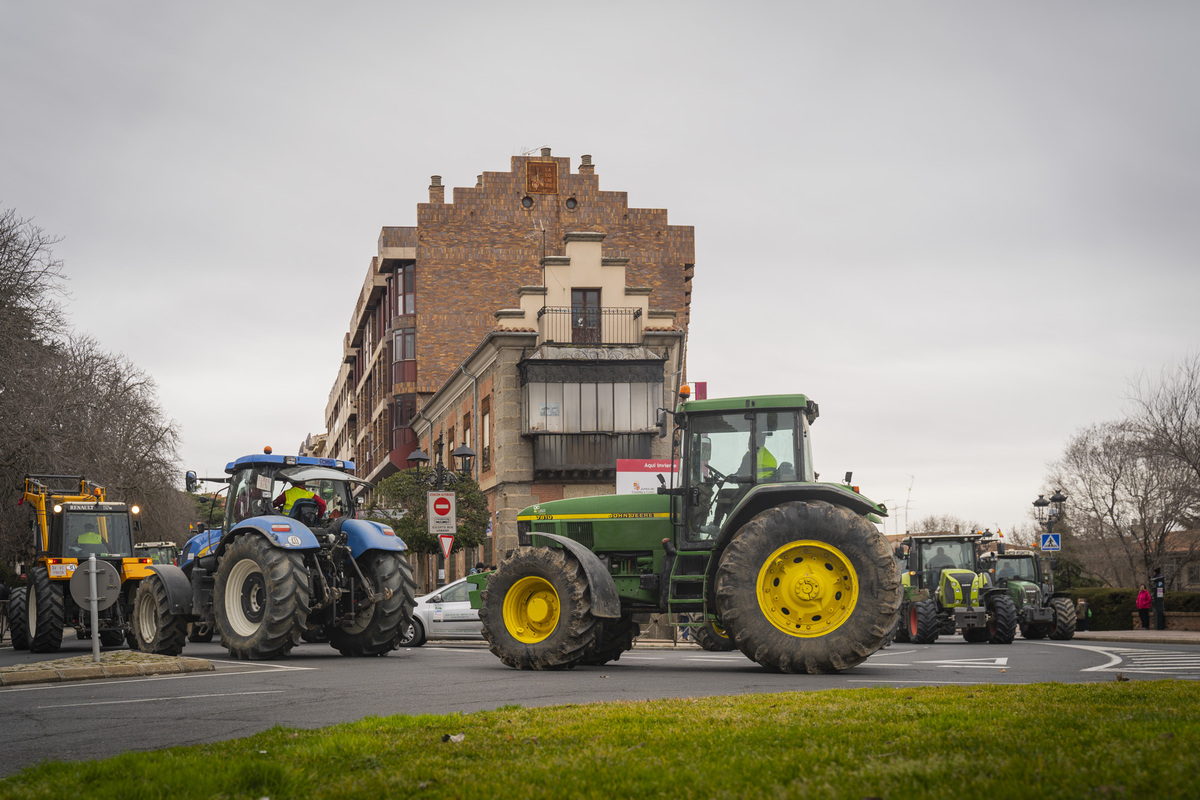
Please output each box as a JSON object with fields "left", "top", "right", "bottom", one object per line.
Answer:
{"left": 566, "top": 522, "right": 594, "bottom": 549}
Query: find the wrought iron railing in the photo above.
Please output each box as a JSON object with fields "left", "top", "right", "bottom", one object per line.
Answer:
{"left": 536, "top": 306, "right": 643, "bottom": 345}
{"left": 530, "top": 433, "right": 653, "bottom": 475}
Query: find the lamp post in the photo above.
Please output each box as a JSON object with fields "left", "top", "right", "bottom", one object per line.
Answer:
{"left": 408, "top": 434, "right": 475, "bottom": 587}
{"left": 1032, "top": 489, "right": 1068, "bottom": 590}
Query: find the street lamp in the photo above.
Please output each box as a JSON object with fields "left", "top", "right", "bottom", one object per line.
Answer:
{"left": 1032, "top": 488, "right": 1068, "bottom": 589}
{"left": 408, "top": 434, "right": 476, "bottom": 586}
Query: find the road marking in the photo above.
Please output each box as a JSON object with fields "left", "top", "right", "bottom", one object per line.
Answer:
{"left": 915, "top": 657, "right": 1009, "bottom": 669}
{"left": 37, "top": 690, "right": 284, "bottom": 709}
{"left": 1043, "top": 642, "right": 1200, "bottom": 675}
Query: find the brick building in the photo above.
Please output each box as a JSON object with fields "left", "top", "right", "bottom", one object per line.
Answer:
{"left": 320, "top": 149, "right": 695, "bottom": 504}
{"left": 409, "top": 231, "right": 687, "bottom": 590}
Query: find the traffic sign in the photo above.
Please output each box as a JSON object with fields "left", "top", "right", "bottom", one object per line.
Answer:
{"left": 438, "top": 533, "right": 455, "bottom": 560}
{"left": 427, "top": 491, "right": 457, "bottom": 537}
{"left": 1040, "top": 533, "right": 1061, "bottom": 552}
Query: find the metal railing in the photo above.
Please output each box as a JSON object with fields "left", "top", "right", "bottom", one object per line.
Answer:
{"left": 530, "top": 433, "right": 653, "bottom": 475}
{"left": 536, "top": 306, "right": 643, "bottom": 345}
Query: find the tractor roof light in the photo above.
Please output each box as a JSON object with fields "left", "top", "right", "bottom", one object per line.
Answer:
{"left": 678, "top": 384, "right": 691, "bottom": 401}
{"left": 53, "top": 504, "right": 63, "bottom": 513}
{"left": 131, "top": 505, "right": 141, "bottom": 515}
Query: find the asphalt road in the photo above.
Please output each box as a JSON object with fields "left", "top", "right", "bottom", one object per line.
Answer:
{"left": 3, "top": 636, "right": 1200, "bottom": 777}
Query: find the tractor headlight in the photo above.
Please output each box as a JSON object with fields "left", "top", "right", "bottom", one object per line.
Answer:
{"left": 131, "top": 505, "right": 141, "bottom": 515}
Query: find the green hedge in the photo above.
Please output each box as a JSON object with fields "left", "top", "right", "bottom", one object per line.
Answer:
{"left": 1066, "top": 587, "right": 1200, "bottom": 630}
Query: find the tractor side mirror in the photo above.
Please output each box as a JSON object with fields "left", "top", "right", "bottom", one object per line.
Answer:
{"left": 998, "top": 541, "right": 1006, "bottom": 555}
{"left": 656, "top": 408, "right": 669, "bottom": 439}
{"left": 185, "top": 470, "right": 198, "bottom": 493}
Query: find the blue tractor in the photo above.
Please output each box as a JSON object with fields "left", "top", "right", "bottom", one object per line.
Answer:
{"left": 132, "top": 449, "right": 415, "bottom": 660}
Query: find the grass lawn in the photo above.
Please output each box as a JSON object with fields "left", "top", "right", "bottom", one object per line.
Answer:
{"left": 3, "top": 681, "right": 1197, "bottom": 799}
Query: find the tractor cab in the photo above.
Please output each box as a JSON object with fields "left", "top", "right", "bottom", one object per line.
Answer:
{"left": 220, "top": 457, "right": 368, "bottom": 533}
{"left": 55, "top": 503, "right": 137, "bottom": 560}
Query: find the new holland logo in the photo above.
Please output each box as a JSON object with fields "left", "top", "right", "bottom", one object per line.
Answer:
{"left": 287, "top": 535, "right": 302, "bottom": 546}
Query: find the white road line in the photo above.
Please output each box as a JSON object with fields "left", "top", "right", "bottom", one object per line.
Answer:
{"left": 0, "top": 662, "right": 318, "bottom": 695}
{"left": 37, "top": 690, "right": 285, "bottom": 709}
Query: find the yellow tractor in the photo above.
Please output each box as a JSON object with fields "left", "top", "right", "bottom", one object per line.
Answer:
{"left": 6, "top": 475, "right": 155, "bottom": 652}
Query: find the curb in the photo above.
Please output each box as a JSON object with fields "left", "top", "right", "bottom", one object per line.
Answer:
{"left": 0, "top": 656, "right": 213, "bottom": 687}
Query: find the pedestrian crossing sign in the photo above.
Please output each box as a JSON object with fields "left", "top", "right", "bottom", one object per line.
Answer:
{"left": 1041, "top": 533, "right": 1061, "bottom": 551}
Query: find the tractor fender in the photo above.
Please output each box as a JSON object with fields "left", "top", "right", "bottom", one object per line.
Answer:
{"left": 146, "top": 564, "right": 195, "bottom": 616}
{"left": 713, "top": 483, "right": 883, "bottom": 555}
{"left": 216, "top": 516, "right": 320, "bottom": 557}
{"left": 982, "top": 586, "right": 1011, "bottom": 606}
{"left": 532, "top": 532, "right": 621, "bottom": 619}
{"left": 340, "top": 518, "right": 405, "bottom": 558}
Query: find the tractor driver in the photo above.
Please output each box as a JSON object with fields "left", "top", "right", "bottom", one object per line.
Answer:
{"left": 738, "top": 430, "right": 778, "bottom": 483}
{"left": 927, "top": 546, "right": 954, "bottom": 571}
{"left": 74, "top": 522, "right": 103, "bottom": 555}
{"left": 273, "top": 479, "right": 326, "bottom": 520}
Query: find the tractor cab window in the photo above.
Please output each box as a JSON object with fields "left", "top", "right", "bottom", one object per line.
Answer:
{"left": 996, "top": 557, "right": 1037, "bottom": 582}
{"left": 684, "top": 410, "right": 800, "bottom": 542}
{"left": 63, "top": 511, "right": 133, "bottom": 558}
{"left": 919, "top": 540, "right": 974, "bottom": 587}
{"left": 227, "top": 468, "right": 272, "bottom": 527}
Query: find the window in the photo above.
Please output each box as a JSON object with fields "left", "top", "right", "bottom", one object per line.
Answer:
{"left": 394, "top": 327, "right": 415, "bottom": 383}
{"left": 571, "top": 288, "right": 601, "bottom": 344}
{"left": 525, "top": 381, "right": 657, "bottom": 433}
{"left": 1188, "top": 563, "right": 1200, "bottom": 587}
{"left": 481, "top": 398, "right": 492, "bottom": 472}
{"left": 399, "top": 264, "right": 415, "bottom": 315}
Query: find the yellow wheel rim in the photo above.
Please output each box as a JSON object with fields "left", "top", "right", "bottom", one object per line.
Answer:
{"left": 503, "top": 576, "right": 560, "bottom": 644}
{"left": 756, "top": 540, "right": 858, "bottom": 638}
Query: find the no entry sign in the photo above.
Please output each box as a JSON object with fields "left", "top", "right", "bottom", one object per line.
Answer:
{"left": 427, "top": 491, "right": 457, "bottom": 538}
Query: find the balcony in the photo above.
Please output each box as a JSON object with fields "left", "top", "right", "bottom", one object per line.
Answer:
{"left": 537, "top": 306, "right": 642, "bottom": 346}
{"left": 530, "top": 433, "right": 653, "bottom": 478}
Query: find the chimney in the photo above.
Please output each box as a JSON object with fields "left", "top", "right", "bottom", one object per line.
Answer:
{"left": 540, "top": 147, "right": 551, "bottom": 157}
{"left": 579, "top": 154, "right": 594, "bottom": 175}
{"left": 429, "top": 175, "right": 444, "bottom": 204}
{"left": 476, "top": 174, "right": 483, "bottom": 187}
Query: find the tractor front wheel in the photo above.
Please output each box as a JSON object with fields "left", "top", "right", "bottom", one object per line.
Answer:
{"left": 27, "top": 567, "right": 65, "bottom": 653}
{"left": 909, "top": 599, "right": 940, "bottom": 644}
{"left": 479, "top": 547, "right": 601, "bottom": 670}
{"left": 133, "top": 574, "right": 188, "bottom": 656}
{"left": 714, "top": 501, "right": 901, "bottom": 674}
{"left": 577, "top": 614, "right": 640, "bottom": 666}
{"left": 686, "top": 613, "right": 736, "bottom": 652}
{"left": 329, "top": 551, "right": 413, "bottom": 657}
{"left": 1047, "top": 597, "right": 1077, "bottom": 640}
{"left": 988, "top": 594, "right": 1018, "bottom": 644}
{"left": 214, "top": 534, "right": 310, "bottom": 660}
{"left": 6, "top": 587, "right": 29, "bottom": 650}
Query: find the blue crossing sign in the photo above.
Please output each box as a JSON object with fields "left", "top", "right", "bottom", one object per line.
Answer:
{"left": 1041, "top": 533, "right": 1061, "bottom": 552}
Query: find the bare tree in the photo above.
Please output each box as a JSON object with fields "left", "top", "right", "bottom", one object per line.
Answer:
{"left": 910, "top": 514, "right": 984, "bottom": 536}
{"left": 1130, "top": 353, "right": 1200, "bottom": 524}
{"left": 1050, "top": 421, "right": 1195, "bottom": 588}
{"left": 0, "top": 207, "right": 190, "bottom": 568}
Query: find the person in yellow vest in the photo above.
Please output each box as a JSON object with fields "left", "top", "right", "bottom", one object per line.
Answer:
{"left": 739, "top": 431, "right": 777, "bottom": 482}
{"left": 74, "top": 522, "right": 103, "bottom": 554}
{"left": 273, "top": 480, "right": 326, "bottom": 519}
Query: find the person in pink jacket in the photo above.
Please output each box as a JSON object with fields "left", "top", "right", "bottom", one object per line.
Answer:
{"left": 1136, "top": 584, "right": 1152, "bottom": 629}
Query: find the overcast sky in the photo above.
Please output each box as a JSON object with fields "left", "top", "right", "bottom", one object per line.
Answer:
{"left": 3, "top": 2, "right": 1198, "bottom": 540}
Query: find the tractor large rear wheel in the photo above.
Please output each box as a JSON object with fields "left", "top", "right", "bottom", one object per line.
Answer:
{"left": 27, "top": 567, "right": 65, "bottom": 653}
{"left": 214, "top": 534, "right": 310, "bottom": 660}
{"left": 686, "top": 613, "right": 736, "bottom": 652}
{"left": 714, "top": 501, "right": 900, "bottom": 674}
{"left": 134, "top": 573, "right": 188, "bottom": 656}
{"left": 479, "top": 546, "right": 601, "bottom": 670}
{"left": 988, "top": 594, "right": 1018, "bottom": 644}
{"left": 7, "top": 587, "right": 29, "bottom": 650}
{"left": 329, "top": 551, "right": 412, "bottom": 657}
{"left": 1047, "top": 597, "right": 1077, "bottom": 640}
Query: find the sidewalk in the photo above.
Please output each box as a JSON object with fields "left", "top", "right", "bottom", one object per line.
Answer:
{"left": 1070, "top": 628, "right": 1200, "bottom": 646}
{"left": 0, "top": 650, "right": 213, "bottom": 687}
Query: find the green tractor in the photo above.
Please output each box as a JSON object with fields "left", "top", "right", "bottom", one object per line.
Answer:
{"left": 893, "top": 532, "right": 1017, "bottom": 645}
{"left": 982, "top": 550, "right": 1076, "bottom": 640}
{"left": 475, "top": 390, "right": 901, "bottom": 674}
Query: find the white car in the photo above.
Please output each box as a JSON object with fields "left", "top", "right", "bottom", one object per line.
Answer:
{"left": 397, "top": 576, "right": 483, "bottom": 646}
